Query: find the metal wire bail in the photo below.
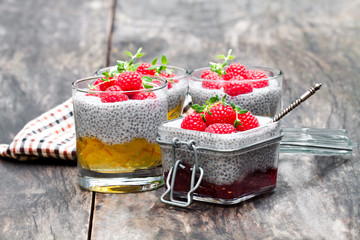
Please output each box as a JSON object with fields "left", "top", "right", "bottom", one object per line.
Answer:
{"left": 160, "top": 139, "right": 204, "bottom": 207}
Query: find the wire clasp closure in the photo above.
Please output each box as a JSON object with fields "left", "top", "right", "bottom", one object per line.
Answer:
{"left": 159, "top": 137, "right": 204, "bottom": 207}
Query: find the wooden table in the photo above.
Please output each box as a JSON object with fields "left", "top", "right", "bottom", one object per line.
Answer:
{"left": 1, "top": 0, "right": 359, "bottom": 239}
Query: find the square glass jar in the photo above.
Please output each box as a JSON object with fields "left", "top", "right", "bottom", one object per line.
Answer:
{"left": 157, "top": 117, "right": 282, "bottom": 206}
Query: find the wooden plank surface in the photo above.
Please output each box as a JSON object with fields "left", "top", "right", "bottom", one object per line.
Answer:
{"left": 0, "top": 0, "right": 110, "bottom": 239}
{"left": 90, "top": 0, "right": 360, "bottom": 239}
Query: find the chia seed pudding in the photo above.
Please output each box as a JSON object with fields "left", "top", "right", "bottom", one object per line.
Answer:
{"left": 157, "top": 117, "right": 282, "bottom": 204}
{"left": 189, "top": 66, "right": 282, "bottom": 117}
{"left": 74, "top": 92, "right": 167, "bottom": 145}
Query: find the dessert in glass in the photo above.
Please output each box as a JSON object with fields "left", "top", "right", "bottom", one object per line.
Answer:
{"left": 157, "top": 96, "right": 282, "bottom": 206}
{"left": 95, "top": 48, "right": 188, "bottom": 120}
{"left": 72, "top": 74, "right": 168, "bottom": 193}
{"left": 189, "top": 50, "right": 282, "bottom": 117}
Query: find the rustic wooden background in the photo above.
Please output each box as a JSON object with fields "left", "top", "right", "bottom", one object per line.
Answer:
{"left": 0, "top": 0, "right": 359, "bottom": 239}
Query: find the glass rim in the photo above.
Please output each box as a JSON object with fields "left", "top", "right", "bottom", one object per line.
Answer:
{"left": 189, "top": 66, "right": 283, "bottom": 82}
{"left": 72, "top": 75, "right": 168, "bottom": 94}
{"left": 94, "top": 65, "right": 189, "bottom": 79}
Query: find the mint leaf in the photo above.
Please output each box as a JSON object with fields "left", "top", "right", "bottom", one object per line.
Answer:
{"left": 209, "top": 96, "right": 218, "bottom": 104}
{"left": 143, "top": 83, "right": 154, "bottom": 89}
{"left": 161, "top": 55, "right": 168, "bottom": 65}
{"left": 125, "top": 51, "right": 133, "bottom": 57}
{"left": 147, "top": 66, "right": 157, "bottom": 70}
{"left": 201, "top": 114, "right": 206, "bottom": 123}
{"left": 239, "top": 110, "right": 248, "bottom": 114}
{"left": 234, "top": 120, "right": 241, "bottom": 128}
{"left": 191, "top": 104, "right": 206, "bottom": 113}
{"left": 151, "top": 57, "right": 158, "bottom": 65}
{"left": 142, "top": 76, "right": 153, "bottom": 82}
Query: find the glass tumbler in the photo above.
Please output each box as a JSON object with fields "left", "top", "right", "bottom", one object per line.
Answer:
{"left": 96, "top": 66, "right": 188, "bottom": 120}
{"left": 189, "top": 66, "right": 283, "bottom": 117}
{"left": 72, "top": 76, "right": 168, "bottom": 193}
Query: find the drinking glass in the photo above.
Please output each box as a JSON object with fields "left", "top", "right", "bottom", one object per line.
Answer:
{"left": 72, "top": 76, "right": 168, "bottom": 193}
{"left": 189, "top": 66, "right": 282, "bottom": 117}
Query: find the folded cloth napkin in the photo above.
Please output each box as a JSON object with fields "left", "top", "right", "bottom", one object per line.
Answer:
{"left": 0, "top": 98, "right": 76, "bottom": 160}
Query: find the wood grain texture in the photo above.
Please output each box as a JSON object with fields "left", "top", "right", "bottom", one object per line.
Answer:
{"left": 0, "top": 0, "right": 110, "bottom": 239}
{"left": 91, "top": 0, "right": 360, "bottom": 239}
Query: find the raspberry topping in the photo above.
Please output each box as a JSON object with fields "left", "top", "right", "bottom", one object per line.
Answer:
{"left": 205, "top": 123, "right": 236, "bottom": 134}
{"left": 201, "top": 71, "right": 222, "bottom": 89}
{"left": 235, "top": 111, "right": 260, "bottom": 131}
{"left": 226, "top": 63, "right": 245, "bottom": 77}
{"left": 106, "top": 85, "right": 122, "bottom": 91}
{"left": 136, "top": 63, "right": 156, "bottom": 76}
{"left": 93, "top": 78, "right": 115, "bottom": 91}
{"left": 243, "top": 70, "right": 269, "bottom": 88}
{"left": 100, "top": 93, "right": 129, "bottom": 103}
{"left": 181, "top": 113, "right": 207, "bottom": 131}
{"left": 223, "top": 81, "right": 253, "bottom": 96}
{"left": 204, "top": 104, "right": 236, "bottom": 126}
{"left": 131, "top": 91, "right": 157, "bottom": 100}
{"left": 184, "top": 95, "right": 260, "bottom": 134}
{"left": 116, "top": 71, "right": 142, "bottom": 91}
{"left": 160, "top": 71, "right": 176, "bottom": 79}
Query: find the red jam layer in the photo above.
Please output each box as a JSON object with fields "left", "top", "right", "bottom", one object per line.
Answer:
{"left": 165, "top": 165, "right": 277, "bottom": 200}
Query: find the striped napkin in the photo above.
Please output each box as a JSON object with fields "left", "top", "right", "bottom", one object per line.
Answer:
{"left": 0, "top": 98, "right": 76, "bottom": 160}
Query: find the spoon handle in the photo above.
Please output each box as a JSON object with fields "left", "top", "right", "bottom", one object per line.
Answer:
{"left": 272, "top": 83, "right": 322, "bottom": 122}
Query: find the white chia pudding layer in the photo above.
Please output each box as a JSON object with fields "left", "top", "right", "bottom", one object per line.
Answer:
{"left": 158, "top": 117, "right": 281, "bottom": 185}
{"left": 189, "top": 80, "right": 281, "bottom": 117}
{"left": 167, "top": 78, "right": 188, "bottom": 111}
{"left": 73, "top": 92, "right": 168, "bottom": 145}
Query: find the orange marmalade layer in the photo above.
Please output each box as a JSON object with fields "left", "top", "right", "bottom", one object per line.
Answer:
{"left": 77, "top": 137, "right": 161, "bottom": 173}
{"left": 167, "top": 101, "right": 182, "bottom": 120}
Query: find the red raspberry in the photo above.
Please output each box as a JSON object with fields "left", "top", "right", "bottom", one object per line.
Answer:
{"left": 204, "top": 104, "right": 236, "bottom": 126}
{"left": 167, "top": 81, "right": 173, "bottom": 89}
{"left": 131, "top": 91, "right": 157, "bottom": 100}
{"left": 100, "top": 93, "right": 129, "bottom": 103}
{"left": 232, "top": 75, "right": 245, "bottom": 81}
{"left": 226, "top": 63, "right": 245, "bottom": 77}
{"left": 181, "top": 113, "right": 207, "bottom": 131}
{"left": 201, "top": 69, "right": 213, "bottom": 78}
{"left": 223, "top": 81, "right": 253, "bottom": 96}
{"left": 236, "top": 111, "right": 260, "bottom": 131}
{"left": 201, "top": 71, "right": 222, "bottom": 89}
{"left": 243, "top": 70, "right": 269, "bottom": 88}
{"left": 160, "top": 71, "right": 177, "bottom": 79}
{"left": 116, "top": 71, "right": 142, "bottom": 91}
{"left": 205, "top": 123, "right": 236, "bottom": 134}
{"left": 202, "top": 70, "right": 219, "bottom": 80}
{"left": 222, "top": 73, "right": 233, "bottom": 80}
{"left": 160, "top": 72, "right": 178, "bottom": 88}
{"left": 106, "top": 85, "right": 122, "bottom": 91}
{"left": 93, "top": 78, "right": 115, "bottom": 91}
{"left": 136, "top": 63, "right": 156, "bottom": 76}
{"left": 202, "top": 80, "right": 222, "bottom": 89}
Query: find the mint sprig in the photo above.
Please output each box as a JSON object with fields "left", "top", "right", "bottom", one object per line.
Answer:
{"left": 116, "top": 47, "right": 144, "bottom": 73}
{"left": 147, "top": 54, "right": 174, "bottom": 76}
{"left": 142, "top": 76, "right": 155, "bottom": 89}
{"left": 209, "top": 49, "right": 235, "bottom": 77}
